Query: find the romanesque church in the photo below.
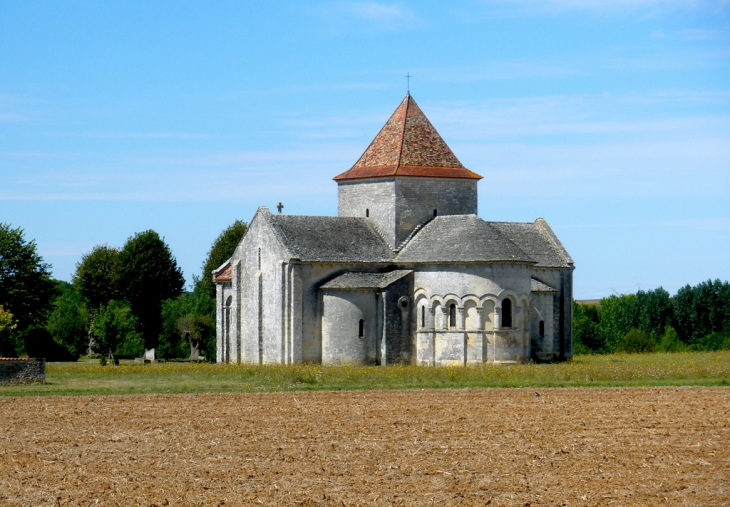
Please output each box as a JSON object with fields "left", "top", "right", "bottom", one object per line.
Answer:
{"left": 213, "top": 94, "right": 574, "bottom": 365}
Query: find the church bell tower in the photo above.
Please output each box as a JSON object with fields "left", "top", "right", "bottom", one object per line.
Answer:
{"left": 334, "top": 94, "right": 482, "bottom": 250}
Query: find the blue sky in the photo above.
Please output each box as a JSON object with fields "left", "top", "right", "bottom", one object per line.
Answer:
{"left": 1, "top": 0, "right": 728, "bottom": 299}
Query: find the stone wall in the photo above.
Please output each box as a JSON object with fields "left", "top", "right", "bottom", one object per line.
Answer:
{"left": 338, "top": 178, "right": 397, "bottom": 248}
{"left": 394, "top": 177, "right": 477, "bottom": 248}
{"left": 0, "top": 358, "right": 45, "bottom": 385}
{"left": 337, "top": 177, "right": 478, "bottom": 249}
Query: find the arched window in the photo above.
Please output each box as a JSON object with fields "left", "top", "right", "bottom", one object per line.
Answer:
{"left": 502, "top": 299, "right": 512, "bottom": 328}
{"left": 539, "top": 320, "right": 545, "bottom": 337}
{"left": 358, "top": 319, "right": 364, "bottom": 338}
{"left": 365, "top": 209, "right": 369, "bottom": 217}
{"left": 421, "top": 306, "right": 425, "bottom": 328}
{"left": 449, "top": 304, "right": 456, "bottom": 329}
{"left": 433, "top": 209, "right": 438, "bottom": 217}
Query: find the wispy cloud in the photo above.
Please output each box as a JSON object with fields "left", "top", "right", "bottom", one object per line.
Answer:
{"left": 480, "top": 0, "right": 729, "bottom": 15}
{"left": 679, "top": 28, "right": 725, "bottom": 40}
{"left": 310, "top": 1, "right": 417, "bottom": 29}
{"left": 561, "top": 218, "right": 730, "bottom": 230}
{"left": 339, "top": 1, "right": 410, "bottom": 21}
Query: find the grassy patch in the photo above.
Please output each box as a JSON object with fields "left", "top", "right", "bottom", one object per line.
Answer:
{"left": 2, "top": 351, "right": 729, "bottom": 396}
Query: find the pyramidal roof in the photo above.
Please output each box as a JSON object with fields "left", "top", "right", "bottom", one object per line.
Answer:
{"left": 334, "top": 94, "right": 482, "bottom": 181}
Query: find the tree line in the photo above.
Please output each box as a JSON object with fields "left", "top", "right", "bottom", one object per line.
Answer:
{"left": 0, "top": 221, "right": 247, "bottom": 362}
{"left": 574, "top": 280, "right": 730, "bottom": 354}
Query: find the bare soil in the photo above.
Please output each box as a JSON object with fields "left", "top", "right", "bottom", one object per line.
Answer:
{"left": 1, "top": 387, "right": 728, "bottom": 506}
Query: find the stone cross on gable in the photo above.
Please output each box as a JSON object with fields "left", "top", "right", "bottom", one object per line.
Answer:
{"left": 276, "top": 202, "right": 284, "bottom": 214}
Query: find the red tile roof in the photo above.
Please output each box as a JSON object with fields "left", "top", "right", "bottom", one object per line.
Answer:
{"left": 334, "top": 94, "right": 482, "bottom": 181}
{"left": 213, "top": 264, "right": 232, "bottom": 282}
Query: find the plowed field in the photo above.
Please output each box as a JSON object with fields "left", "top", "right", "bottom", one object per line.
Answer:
{"left": 1, "top": 387, "right": 728, "bottom": 506}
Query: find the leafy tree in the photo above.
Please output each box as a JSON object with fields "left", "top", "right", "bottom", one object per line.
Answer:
{"left": 673, "top": 279, "right": 730, "bottom": 344}
{"left": 596, "top": 295, "right": 633, "bottom": 352}
{"left": 0, "top": 223, "right": 56, "bottom": 331}
{"left": 572, "top": 301, "right": 604, "bottom": 353}
{"left": 615, "top": 328, "right": 656, "bottom": 354}
{"left": 626, "top": 288, "right": 674, "bottom": 339}
{"left": 176, "top": 314, "right": 213, "bottom": 360}
{"left": 72, "top": 245, "right": 120, "bottom": 309}
{"left": 655, "top": 326, "right": 686, "bottom": 353}
{"left": 159, "top": 284, "right": 216, "bottom": 359}
{"left": 0, "top": 305, "right": 18, "bottom": 357}
{"left": 116, "top": 230, "right": 185, "bottom": 351}
{"left": 92, "top": 300, "right": 142, "bottom": 360}
{"left": 197, "top": 220, "right": 247, "bottom": 299}
{"left": 45, "top": 281, "right": 89, "bottom": 359}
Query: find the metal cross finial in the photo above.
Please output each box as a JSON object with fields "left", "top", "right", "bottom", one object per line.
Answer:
{"left": 276, "top": 202, "right": 284, "bottom": 214}
{"left": 405, "top": 72, "right": 411, "bottom": 94}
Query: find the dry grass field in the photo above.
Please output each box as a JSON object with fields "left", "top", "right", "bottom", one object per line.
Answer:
{"left": 1, "top": 387, "right": 728, "bottom": 506}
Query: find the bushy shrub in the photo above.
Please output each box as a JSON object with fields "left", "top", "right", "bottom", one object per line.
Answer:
{"left": 698, "top": 331, "right": 729, "bottom": 351}
{"left": 656, "top": 326, "right": 686, "bottom": 353}
{"left": 616, "top": 328, "right": 656, "bottom": 354}
{"left": 23, "top": 327, "right": 75, "bottom": 361}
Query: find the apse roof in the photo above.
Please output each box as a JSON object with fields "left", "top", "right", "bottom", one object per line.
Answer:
{"left": 395, "top": 215, "right": 533, "bottom": 264}
{"left": 320, "top": 270, "right": 413, "bottom": 290}
{"left": 489, "top": 220, "right": 574, "bottom": 268}
{"left": 334, "top": 94, "right": 482, "bottom": 181}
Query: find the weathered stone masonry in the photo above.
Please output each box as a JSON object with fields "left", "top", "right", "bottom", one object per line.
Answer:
{"left": 0, "top": 358, "right": 45, "bottom": 385}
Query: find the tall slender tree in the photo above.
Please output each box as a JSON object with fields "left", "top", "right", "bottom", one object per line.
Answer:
{"left": 197, "top": 220, "right": 247, "bottom": 298}
{"left": 116, "top": 230, "right": 184, "bottom": 351}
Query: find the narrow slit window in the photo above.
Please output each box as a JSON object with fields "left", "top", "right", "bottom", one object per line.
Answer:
{"left": 539, "top": 320, "right": 545, "bottom": 337}
{"left": 449, "top": 304, "right": 456, "bottom": 328}
{"left": 421, "top": 306, "right": 425, "bottom": 328}
{"left": 433, "top": 209, "right": 438, "bottom": 217}
{"left": 358, "top": 319, "right": 364, "bottom": 338}
{"left": 257, "top": 247, "right": 261, "bottom": 270}
{"left": 365, "top": 209, "right": 369, "bottom": 217}
{"left": 502, "top": 299, "right": 512, "bottom": 328}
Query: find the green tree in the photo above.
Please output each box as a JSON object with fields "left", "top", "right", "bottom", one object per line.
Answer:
{"left": 615, "top": 328, "right": 656, "bottom": 354}
{"left": 92, "top": 300, "right": 142, "bottom": 360}
{"left": 626, "top": 288, "right": 674, "bottom": 339}
{"left": 0, "top": 305, "right": 18, "bottom": 357}
{"left": 159, "top": 283, "right": 216, "bottom": 359}
{"left": 0, "top": 223, "right": 56, "bottom": 331}
{"left": 117, "top": 230, "right": 185, "bottom": 351}
{"left": 673, "top": 279, "right": 730, "bottom": 344}
{"left": 72, "top": 245, "right": 120, "bottom": 309}
{"left": 197, "top": 220, "right": 247, "bottom": 299}
{"left": 572, "top": 301, "right": 604, "bottom": 353}
{"left": 655, "top": 326, "right": 686, "bottom": 353}
{"left": 45, "top": 281, "right": 89, "bottom": 359}
{"left": 697, "top": 331, "right": 730, "bottom": 351}
{"left": 597, "top": 295, "right": 633, "bottom": 352}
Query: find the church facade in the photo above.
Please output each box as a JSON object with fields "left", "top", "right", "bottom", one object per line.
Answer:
{"left": 214, "top": 95, "right": 574, "bottom": 365}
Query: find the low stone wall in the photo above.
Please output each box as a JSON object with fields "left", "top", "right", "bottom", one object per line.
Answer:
{"left": 0, "top": 358, "right": 46, "bottom": 385}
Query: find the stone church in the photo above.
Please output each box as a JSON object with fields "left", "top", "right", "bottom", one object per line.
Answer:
{"left": 213, "top": 94, "right": 574, "bottom": 366}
